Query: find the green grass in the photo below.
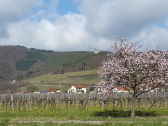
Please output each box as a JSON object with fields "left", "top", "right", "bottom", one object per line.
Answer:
{"left": 30, "top": 70, "right": 98, "bottom": 82}
{"left": 21, "top": 70, "right": 99, "bottom": 92}
{"left": 0, "top": 118, "right": 167, "bottom": 126}
{"left": 10, "top": 121, "right": 167, "bottom": 126}
{"left": 1, "top": 105, "right": 168, "bottom": 121}
{"left": 1, "top": 105, "right": 168, "bottom": 126}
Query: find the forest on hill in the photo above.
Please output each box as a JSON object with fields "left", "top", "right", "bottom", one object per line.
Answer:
{"left": 0, "top": 46, "right": 106, "bottom": 91}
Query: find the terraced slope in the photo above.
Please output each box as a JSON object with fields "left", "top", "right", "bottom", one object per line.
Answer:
{"left": 22, "top": 69, "right": 99, "bottom": 91}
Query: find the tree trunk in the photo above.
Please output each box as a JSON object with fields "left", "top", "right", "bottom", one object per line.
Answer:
{"left": 131, "top": 97, "right": 136, "bottom": 117}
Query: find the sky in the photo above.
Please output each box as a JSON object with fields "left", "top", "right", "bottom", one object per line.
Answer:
{"left": 0, "top": 0, "right": 168, "bottom": 51}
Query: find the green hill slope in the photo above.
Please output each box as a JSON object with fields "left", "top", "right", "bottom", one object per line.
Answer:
{"left": 0, "top": 45, "right": 106, "bottom": 91}
{"left": 21, "top": 69, "right": 99, "bottom": 92}
{"left": 16, "top": 50, "right": 95, "bottom": 71}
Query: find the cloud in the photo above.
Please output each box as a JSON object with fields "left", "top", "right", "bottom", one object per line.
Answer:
{"left": 1, "top": 0, "right": 168, "bottom": 51}
{"left": 0, "top": 0, "right": 44, "bottom": 38}
{"left": 132, "top": 22, "right": 168, "bottom": 50}
{"left": 0, "top": 0, "right": 59, "bottom": 37}
{"left": 1, "top": 13, "right": 111, "bottom": 51}
{"left": 79, "top": 0, "right": 168, "bottom": 38}
{"left": 0, "top": 0, "right": 43, "bottom": 23}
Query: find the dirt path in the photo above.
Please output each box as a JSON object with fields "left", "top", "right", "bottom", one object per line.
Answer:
{"left": 10, "top": 120, "right": 168, "bottom": 125}
{"left": 14, "top": 120, "right": 106, "bottom": 124}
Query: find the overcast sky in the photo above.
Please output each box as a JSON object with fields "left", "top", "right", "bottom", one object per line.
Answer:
{"left": 0, "top": 0, "right": 168, "bottom": 51}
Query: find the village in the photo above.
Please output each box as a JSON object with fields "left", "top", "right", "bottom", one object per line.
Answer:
{"left": 30, "top": 85, "right": 160, "bottom": 94}
{"left": 32, "top": 85, "right": 87, "bottom": 94}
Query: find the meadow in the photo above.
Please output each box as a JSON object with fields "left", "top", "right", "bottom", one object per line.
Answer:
{"left": 20, "top": 70, "right": 99, "bottom": 92}
{"left": 0, "top": 107, "right": 168, "bottom": 126}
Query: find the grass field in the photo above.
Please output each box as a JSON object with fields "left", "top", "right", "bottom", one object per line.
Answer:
{"left": 0, "top": 109, "right": 168, "bottom": 126}
{"left": 20, "top": 70, "right": 99, "bottom": 92}
{"left": 1, "top": 103, "right": 168, "bottom": 126}
{"left": 1, "top": 104, "right": 168, "bottom": 120}
{"left": 1, "top": 121, "right": 167, "bottom": 126}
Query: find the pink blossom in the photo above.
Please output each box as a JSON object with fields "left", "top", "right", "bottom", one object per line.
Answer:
{"left": 97, "top": 40, "right": 168, "bottom": 98}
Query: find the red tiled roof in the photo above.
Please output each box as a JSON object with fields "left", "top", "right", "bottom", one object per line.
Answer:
{"left": 74, "top": 85, "right": 86, "bottom": 88}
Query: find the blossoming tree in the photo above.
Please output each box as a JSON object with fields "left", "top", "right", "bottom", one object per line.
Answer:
{"left": 97, "top": 39, "right": 168, "bottom": 117}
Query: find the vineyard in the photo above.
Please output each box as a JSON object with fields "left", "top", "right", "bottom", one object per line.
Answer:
{"left": 0, "top": 92, "right": 168, "bottom": 112}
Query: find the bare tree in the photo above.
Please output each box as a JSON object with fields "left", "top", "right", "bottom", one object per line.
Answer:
{"left": 97, "top": 39, "right": 168, "bottom": 117}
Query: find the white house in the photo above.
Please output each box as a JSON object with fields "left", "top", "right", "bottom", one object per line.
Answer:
{"left": 33, "top": 91, "right": 40, "bottom": 94}
{"left": 68, "top": 85, "right": 87, "bottom": 93}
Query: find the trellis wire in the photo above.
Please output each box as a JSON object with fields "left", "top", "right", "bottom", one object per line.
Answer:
{"left": 0, "top": 92, "right": 168, "bottom": 110}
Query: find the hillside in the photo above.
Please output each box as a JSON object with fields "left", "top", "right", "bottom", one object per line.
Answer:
{"left": 0, "top": 45, "right": 106, "bottom": 91}
{"left": 20, "top": 69, "right": 99, "bottom": 92}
